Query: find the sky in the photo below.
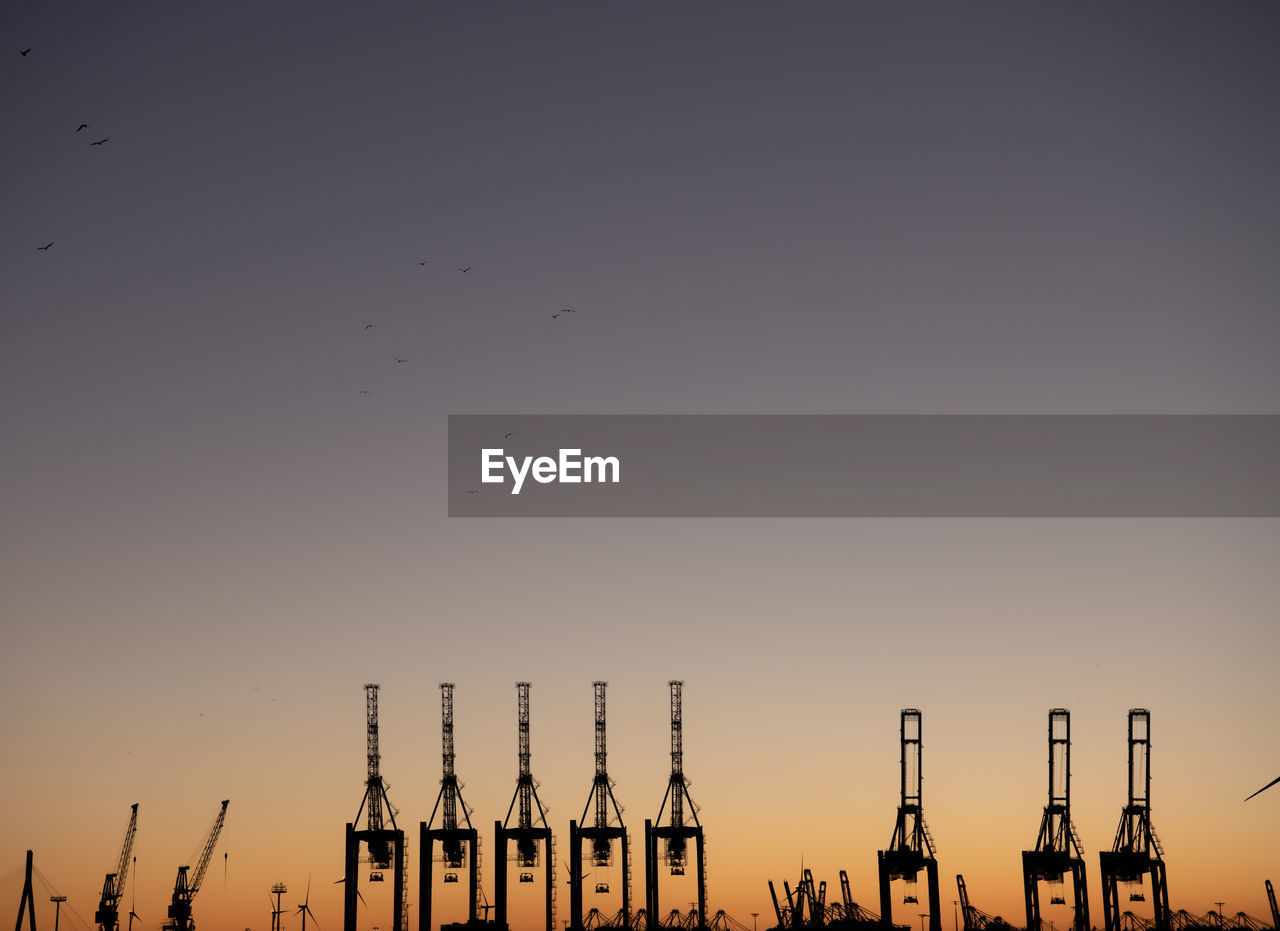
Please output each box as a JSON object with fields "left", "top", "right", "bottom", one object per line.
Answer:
{"left": 2, "top": 3, "right": 1279, "bottom": 931}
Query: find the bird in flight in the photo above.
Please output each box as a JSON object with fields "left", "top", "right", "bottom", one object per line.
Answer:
{"left": 560, "top": 308, "right": 577, "bottom": 313}
{"left": 76, "top": 123, "right": 90, "bottom": 132}
{"left": 465, "top": 490, "right": 479, "bottom": 495}
{"left": 504, "top": 432, "right": 513, "bottom": 438}
{"left": 363, "top": 323, "right": 375, "bottom": 330}
{"left": 418, "top": 260, "right": 429, "bottom": 266}
{"left": 360, "top": 389, "right": 370, "bottom": 395}
{"left": 90, "top": 137, "right": 109, "bottom": 146}
{"left": 394, "top": 357, "right": 407, "bottom": 364}
{"left": 37, "top": 242, "right": 53, "bottom": 251}
{"left": 20, "top": 48, "right": 31, "bottom": 56}
{"left": 457, "top": 266, "right": 471, "bottom": 273}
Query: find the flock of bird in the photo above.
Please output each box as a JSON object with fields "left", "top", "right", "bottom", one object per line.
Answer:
{"left": 21, "top": 47, "right": 112, "bottom": 258}
{"left": 356, "top": 257, "right": 581, "bottom": 400}
{"left": 18, "top": 44, "right": 583, "bottom": 409}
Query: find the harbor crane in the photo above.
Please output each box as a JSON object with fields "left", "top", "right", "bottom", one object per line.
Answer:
{"left": 1022, "top": 710, "right": 1089, "bottom": 931}
{"left": 162, "top": 799, "right": 229, "bottom": 931}
{"left": 420, "top": 683, "right": 482, "bottom": 931}
{"left": 957, "top": 876, "right": 1016, "bottom": 931}
{"left": 570, "top": 682, "right": 632, "bottom": 931}
{"left": 344, "top": 684, "right": 406, "bottom": 931}
{"left": 645, "top": 681, "right": 707, "bottom": 931}
{"left": 878, "top": 710, "right": 940, "bottom": 931}
{"left": 495, "top": 682, "right": 556, "bottom": 931}
{"left": 95, "top": 803, "right": 139, "bottom": 931}
{"left": 1099, "top": 710, "right": 1170, "bottom": 931}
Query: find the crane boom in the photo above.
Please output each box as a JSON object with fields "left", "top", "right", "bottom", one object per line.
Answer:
{"left": 189, "top": 799, "right": 229, "bottom": 896}
{"left": 162, "top": 800, "right": 229, "bottom": 931}
{"left": 95, "top": 804, "right": 139, "bottom": 931}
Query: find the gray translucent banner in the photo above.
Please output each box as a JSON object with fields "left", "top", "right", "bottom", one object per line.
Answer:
{"left": 447, "top": 415, "right": 1280, "bottom": 517}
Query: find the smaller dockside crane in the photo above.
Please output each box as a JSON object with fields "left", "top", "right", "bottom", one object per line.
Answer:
{"left": 1265, "top": 880, "right": 1277, "bottom": 931}
{"left": 162, "top": 799, "right": 229, "bottom": 931}
{"left": 957, "top": 876, "right": 1017, "bottom": 931}
{"left": 96, "top": 803, "right": 139, "bottom": 931}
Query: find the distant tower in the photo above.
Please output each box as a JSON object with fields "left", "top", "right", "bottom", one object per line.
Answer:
{"left": 1022, "top": 709, "right": 1089, "bottom": 931}
{"left": 420, "top": 683, "right": 481, "bottom": 931}
{"left": 495, "top": 682, "right": 555, "bottom": 931}
{"left": 877, "top": 709, "right": 941, "bottom": 931}
{"left": 344, "top": 684, "right": 407, "bottom": 931}
{"left": 644, "top": 681, "right": 707, "bottom": 930}
{"left": 1099, "top": 709, "right": 1170, "bottom": 931}
{"left": 569, "top": 682, "right": 631, "bottom": 930}
{"left": 271, "top": 883, "right": 288, "bottom": 931}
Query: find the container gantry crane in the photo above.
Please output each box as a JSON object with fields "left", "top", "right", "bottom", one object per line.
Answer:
{"left": 1099, "top": 710, "right": 1170, "bottom": 931}
{"left": 495, "top": 682, "right": 556, "bottom": 931}
{"left": 877, "top": 710, "right": 940, "bottom": 931}
{"left": 570, "top": 682, "right": 632, "bottom": 931}
{"left": 162, "top": 799, "right": 229, "bottom": 931}
{"left": 344, "top": 684, "right": 407, "bottom": 931}
{"left": 645, "top": 682, "right": 707, "bottom": 931}
{"left": 420, "top": 682, "right": 481, "bottom": 931}
{"left": 1022, "top": 710, "right": 1089, "bottom": 931}
{"left": 95, "top": 803, "right": 139, "bottom": 931}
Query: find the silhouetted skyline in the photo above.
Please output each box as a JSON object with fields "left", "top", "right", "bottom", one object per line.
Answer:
{"left": 2, "top": 4, "right": 1278, "bottom": 931}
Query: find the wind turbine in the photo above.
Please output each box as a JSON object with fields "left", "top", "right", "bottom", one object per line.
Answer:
{"left": 128, "top": 856, "right": 142, "bottom": 930}
{"left": 1245, "top": 776, "right": 1279, "bottom": 801}
{"left": 296, "top": 876, "right": 320, "bottom": 931}
{"left": 332, "top": 877, "right": 366, "bottom": 907}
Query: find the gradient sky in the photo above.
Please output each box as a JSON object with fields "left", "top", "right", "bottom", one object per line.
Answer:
{"left": 2, "top": 4, "right": 1279, "bottom": 931}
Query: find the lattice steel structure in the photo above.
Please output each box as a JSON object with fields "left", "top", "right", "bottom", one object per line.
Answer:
{"left": 495, "top": 682, "right": 555, "bottom": 931}
{"left": 96, "top": 804, "right": 139, "bottom": 931}
{"left": 421, "top": 683, "right": 482, "bottom": 931}
{"left": 345, "top": 684, "right": 406, "bottom": 931}
{"left": 645, "top": 681, "right": 707, "bottom": 930}
{"left": 570, "top": 682, "right": 632, "bottom": 930}
{"left": 162, "top": 799, "right": 228, "bottom": 931}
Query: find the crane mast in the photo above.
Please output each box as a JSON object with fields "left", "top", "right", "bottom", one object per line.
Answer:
{"left": 655, "top": 681, "right": 698, "bottom": 869}
{"left": 503, "top": 681, "right": 549, "bottom": 864}
{"left": 356, "top": 683, "right": 397, "bottom": 868}
{"left": 581, "top": 681, "right": 625, "bottom": 864}
{"left": 96, "top": 804, "right": 138, "bottom": 931}
{"left": 163, "top": 799, "right": 229, "bottom": 931}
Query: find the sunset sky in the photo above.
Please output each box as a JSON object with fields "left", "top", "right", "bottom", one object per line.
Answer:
{"left": 2, "top": 4, "right": 1278, "bottom": 931}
